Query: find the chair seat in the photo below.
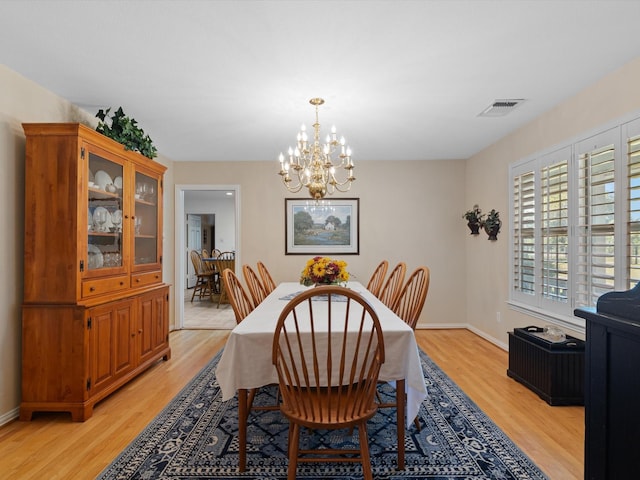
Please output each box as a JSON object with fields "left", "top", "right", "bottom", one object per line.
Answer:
{"left": 280, "top": 385, "right": 378, "bottom": 428}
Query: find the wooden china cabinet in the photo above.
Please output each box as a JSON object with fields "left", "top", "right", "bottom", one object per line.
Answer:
{"left": 21, "top": 123, "right": 171, "bottom": 421}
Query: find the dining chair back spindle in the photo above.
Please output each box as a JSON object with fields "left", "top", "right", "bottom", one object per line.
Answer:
{"left": 272, "top": 286, "right": 385, "bottom": 480}
{"left": 378, "top": 262, "right": 406, "bottom": 309}
{"left": 242, "top": 264, "right": 268, "bottom": 308}
{"left": 256, "top": 261, "right": 276, "bottom": 294}
{"left": 366, "top": 260, "right": 389, "bottom": 298}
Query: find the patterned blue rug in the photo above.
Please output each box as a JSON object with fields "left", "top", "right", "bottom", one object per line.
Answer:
{"left": 98, "top": 349, "right": 548, "bottom": 479}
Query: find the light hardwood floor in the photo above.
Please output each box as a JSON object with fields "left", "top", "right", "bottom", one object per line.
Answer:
{"left": 0, "top": 328, "right": 583, "bottom": 479}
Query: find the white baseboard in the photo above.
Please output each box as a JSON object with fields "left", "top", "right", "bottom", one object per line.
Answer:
{"left": 465, "top": 324, "right": 509, "bottom": 351}
{"left": 0, "top": 406, "right": 19, "bottom": 427}
{"left": 416, "top": 323, "right": 509, "bottom": 352}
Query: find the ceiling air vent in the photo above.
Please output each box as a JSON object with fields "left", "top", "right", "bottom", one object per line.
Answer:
{"left": 478, "top": 99, "right": 526, "bottom": 117}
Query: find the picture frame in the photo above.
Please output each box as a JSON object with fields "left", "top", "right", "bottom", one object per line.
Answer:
{"left": 285, "top": 198, "right": 360, "bottom": 255}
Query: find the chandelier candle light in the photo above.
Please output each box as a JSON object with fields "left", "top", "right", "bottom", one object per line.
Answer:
{"left": 278, "top": 98, "right": 355, "bottom": 200}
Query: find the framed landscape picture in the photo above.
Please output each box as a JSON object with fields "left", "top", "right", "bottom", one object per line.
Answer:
{"left": 285, "top": 198, "right": 359, "bottom": 255}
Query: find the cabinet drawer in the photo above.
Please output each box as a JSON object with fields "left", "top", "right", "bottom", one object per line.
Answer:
{"left": 82, "top": 276, "right": 129, "bottom": 298}
{"left": 131, "top": 270, "right": 162, "bottom": 288}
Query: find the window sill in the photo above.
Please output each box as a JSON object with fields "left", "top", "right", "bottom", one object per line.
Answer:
{"left": 507, "top": 300, "right": 585, "bottom": 337}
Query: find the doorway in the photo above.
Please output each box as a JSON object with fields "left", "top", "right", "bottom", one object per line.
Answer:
{"left": 175, "top": 185, "right": 240, "bottom": 330}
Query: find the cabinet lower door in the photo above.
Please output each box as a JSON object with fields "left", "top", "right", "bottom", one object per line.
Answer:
{"left": 88, "top": 299, "right": 136, "bottom": 396}
{"left": 138, "top": 287, "right": 169, "bottom": 366}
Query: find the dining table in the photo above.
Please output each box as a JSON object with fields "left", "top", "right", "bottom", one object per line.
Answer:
{"left": 215, "top": 281, "right": 427, "bottom": 472}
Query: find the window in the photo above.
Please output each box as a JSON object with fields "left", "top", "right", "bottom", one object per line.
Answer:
{"left": 510, "top": 115, "right": 640, "bottom": 328}
{"left": 541, "top": 160, "right": 569, "bottom": 304}
{"left": 628, "top": 132, "right": 640, "bottom": 288}
{"left": 513, "top": 171, "right": 535, "bottom": 295}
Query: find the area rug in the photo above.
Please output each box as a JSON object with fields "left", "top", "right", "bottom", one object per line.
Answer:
{"left": 98, "top": 349, "right": 548, "bottom": 479}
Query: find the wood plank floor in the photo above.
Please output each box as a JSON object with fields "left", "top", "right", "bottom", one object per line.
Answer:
{"left": 0, "top": 328, "right": 583, "bottom": 479}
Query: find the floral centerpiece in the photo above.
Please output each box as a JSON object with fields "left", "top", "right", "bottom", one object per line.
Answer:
{"left": 300, "top": 256, "right": 350, "bottom": 287}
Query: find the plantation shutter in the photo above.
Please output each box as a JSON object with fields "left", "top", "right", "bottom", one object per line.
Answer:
{"left": 575, "top": 140, "right": 616, "bottom": 308}
{"left": 628, "top": 134, "right": 640, "bottom": 289}
{"left": 513, "top": 170, "right": 535, "bottom": 295}
{"left": 541, "top": 161, "right": 569, "bottom": 303}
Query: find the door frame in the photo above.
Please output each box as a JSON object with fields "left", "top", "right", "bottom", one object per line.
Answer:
{"left": 174, "top": 184, "right": 241, "bottom": 330}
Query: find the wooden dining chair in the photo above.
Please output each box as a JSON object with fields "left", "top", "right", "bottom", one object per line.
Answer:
{"left": 242, "top": 264, "right": 267, "bottom": 308}
{"left": 392, "top": 266, "right": 431, "bottom": 330}
{"left": 223, "top": 267, "right": 280, "bottom": 414}
{"left": 378, "top": 266, "right": 431, "bottom": 431}
{"left": 222, "top": 268, "right": 254, "bottom": 323}
{"left": 257, "top": 261, "right": 276, "bottom": 294}
{"left": 189, "top": 250, "right": 214, "bottom": 302}
{"left": 378, "top": 262, "right": 406, "bottom": 309}
{"left": 215, "top": 252, "right": 236, "bottom": 308}
{"left": 200, "top": 248, "right": 217, "bottom": 276}
{"left": 366, "top": 259, "right": 389, "bottom": 298}
{"left": 272, "top": 286, "right": 385, "bottom": 480}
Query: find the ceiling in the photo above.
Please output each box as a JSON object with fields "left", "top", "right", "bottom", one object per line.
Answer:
{"left": 2, "top": 0, "right": 640, "bottom": 162}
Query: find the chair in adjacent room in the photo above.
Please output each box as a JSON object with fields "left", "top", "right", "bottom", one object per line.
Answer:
{"left": 257, "top": 261, "right": 277, "bottom": 294}
{"left": 189, "top": 250, "right": 215, "bottom": 302}
{"left": 366, "top": 260, "right": 388, "bottom": 298}
{"left": 272, "top": 286, "right": 385, "bottom": 480}
{"left": 215, "top": 252, "right": 236, "bottom": 308}
{"left": 242, "top": 264, "right": 268, "bottom": 308}
{"left": 378, "top": 262, "right": 406, "bottom": 309}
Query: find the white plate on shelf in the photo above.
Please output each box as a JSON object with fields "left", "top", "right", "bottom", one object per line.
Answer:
{"left": 87, "top": 244, "right": 103, "bottom": 269}
{"left": 113, "top": 176, "right": 123, "bottom": 189}
{"left": 94, "top": 170, "right": 113, "bottom": 191}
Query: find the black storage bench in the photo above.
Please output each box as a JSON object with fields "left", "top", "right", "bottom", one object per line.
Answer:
{"left": 507, "top": 326, "right": 584, "bottom": 405}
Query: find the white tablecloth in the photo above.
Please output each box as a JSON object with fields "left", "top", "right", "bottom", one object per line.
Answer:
{"left": 216, "top": 281, "right": 427, "bottom": 427}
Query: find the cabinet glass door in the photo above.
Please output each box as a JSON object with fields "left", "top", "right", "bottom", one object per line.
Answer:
{"left": 87, "top": 150, "right": 125, "bottom": 273}
{"left": 133, "top": 171, "right": 159, "bottom": 267}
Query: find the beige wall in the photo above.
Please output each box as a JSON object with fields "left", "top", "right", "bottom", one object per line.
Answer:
{"left": 172, "top": 159, "right": 468, "bottom": 331}
{"left": 464, "top": 56, "right": 640, "bottom": 345}
{"left": 2, "top": 55, "right": 640, "bottom": 423}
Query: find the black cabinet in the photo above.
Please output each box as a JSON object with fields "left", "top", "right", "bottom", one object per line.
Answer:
{"left": 507, "top": 326, "right": 584, "bottom": 405}
{"left": 575, "top": 282, "right": 640, "bottom": 480}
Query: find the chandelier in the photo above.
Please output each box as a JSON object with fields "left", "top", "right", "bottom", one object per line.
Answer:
{"left": 278, "top": 98, "right": 355, "bottom": 200}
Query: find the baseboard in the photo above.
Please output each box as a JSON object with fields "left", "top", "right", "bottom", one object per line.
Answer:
{"left": 0, "top": 406, "right": 19, "bottom": 427}
{"left": 466, "top": 324, "right": 508, "bottom": 351}
{"left": 416, "top": 323, "right": 509, "bottom": 352}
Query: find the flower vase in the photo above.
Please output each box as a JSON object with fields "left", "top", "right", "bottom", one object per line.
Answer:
{"left": 467, "top": 222, "right": 481, "bottom": 235}
{"left": 485, "top": 225, "right": 500, "bottom": 241}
